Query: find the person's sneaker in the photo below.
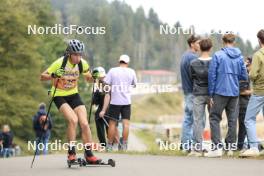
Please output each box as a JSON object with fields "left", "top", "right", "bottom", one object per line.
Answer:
{"left": 188, "top": 151, "right": 202, "bottom": 157}
{"left": 239, "top": 148, "right": 247, "bottom": 155}
{"left": 204, "top": 149, "right": 223, "bottom": 158}
{"left": 106, "top": 143, "right": 113, "bottom": 152}
{"left": 119, "top": 142, "right": 128, "bottom": 151}
{"left": 67, "top": 153, "right": 77, "bottom": 161}
{"left": 112, "top": 143, "right": 119, "bottom": 151}
{"left": 239, "top": 148, "right": 259, "bottom": 157}
{"left": 85, "top": 155, "right": 102, "bottom": 164}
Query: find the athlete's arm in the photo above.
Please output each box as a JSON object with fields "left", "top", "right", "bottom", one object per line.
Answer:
{"left": 40, "top": 70, "right": 53, "bottom": 81}
{"left": 41, "top": 58, "right": 62, "bottom": 81}
{"left": 83, "top": 71, "right": 94, "bottom": 82}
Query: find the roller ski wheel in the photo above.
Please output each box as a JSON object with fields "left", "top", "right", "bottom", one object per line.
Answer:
{"left": 108, "top": 159, "right": 116, "bottom": 167}
{"left": 67, "top": 159, "right": 83, "bottom": 168}
{"left": 67, "top": 159, "right": 77, "bottom": 168}
{"left": 67, "top": 160, "right": 71, "bottom": 168}
{"left": 67, "top": 154, "right": 79, "bottom": 168}
{"left": 78, "top": 158, "right": 83, "bottom": 167}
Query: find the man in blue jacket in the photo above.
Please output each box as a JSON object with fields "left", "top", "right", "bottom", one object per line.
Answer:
{"left": 205, "top": 33, "right": 248, "bottom": 157}
{"left": 180, "top": 34, "right": 201, "bottom": 151}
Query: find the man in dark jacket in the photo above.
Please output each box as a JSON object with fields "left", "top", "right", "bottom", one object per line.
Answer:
{"left": 205, "top": 33, "right": 248, "bottom": 157}
{"left": 92, "top": 67, "right": 108, "bottom": 147}
{"left": 93, "top": 67, "right": 122, "bottom": 151}
{"left": 33, "top": 103, "right": 52, "bottom": 155}
{"left": 1, "top": 125, "right": 14, "bottom": 158}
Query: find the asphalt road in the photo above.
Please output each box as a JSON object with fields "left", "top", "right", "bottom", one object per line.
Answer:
{"left": 0, "top": 153, "right": 263, "bottom": 176}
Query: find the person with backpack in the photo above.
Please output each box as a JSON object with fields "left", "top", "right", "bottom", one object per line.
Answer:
{"left": 40, "top": 39, "right": 101, "bottom": 163}
{"left": 32, "top": 103, "right": 52, "bottom": 155}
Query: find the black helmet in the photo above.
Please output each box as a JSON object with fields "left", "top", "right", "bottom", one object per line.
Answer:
{"left": 66, "top": 39, "right": 85, "bottom": 54}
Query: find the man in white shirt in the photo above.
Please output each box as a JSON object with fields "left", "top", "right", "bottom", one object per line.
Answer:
{"left": 99, "top": 54, "right": 137, "bottom": 151}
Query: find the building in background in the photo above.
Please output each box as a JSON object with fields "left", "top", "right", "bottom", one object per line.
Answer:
{"left": 137, "top": 70, "right": 177, "bottom": 84}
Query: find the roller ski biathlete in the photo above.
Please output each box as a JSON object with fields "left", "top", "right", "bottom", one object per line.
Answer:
{"left": 39, "top": 39, "right": 115, "bottom": 168}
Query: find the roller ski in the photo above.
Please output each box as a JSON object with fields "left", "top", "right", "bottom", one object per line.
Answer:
{"left": 67, "top": 153, "right": 115, "bottom": 168}
{"left": 79, "top": 155, "right": 116, "bottom": 167}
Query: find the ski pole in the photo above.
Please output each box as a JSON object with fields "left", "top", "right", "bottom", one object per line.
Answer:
{"left": 30, "top": 78, "right": 59, "bottom": 168}
{"left": 88, "top": 79, "right": 96, "bottom": 123}
{"left": 101, "top": 117, "right": 122, "bottom": 148}
{"left": 104, "top": 114, "right": 121, "bottom": 123}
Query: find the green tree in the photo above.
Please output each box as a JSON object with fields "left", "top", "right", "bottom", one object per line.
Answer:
{"left": 0, "top": 0, "right": 64, "bottom": 140}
